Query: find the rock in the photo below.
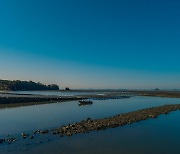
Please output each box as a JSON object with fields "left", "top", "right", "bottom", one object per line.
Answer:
{"left": 6, "top": 138, "right": 17, "bottom": 143}
{"left": 40, "top": 130, "right": 49, "bottom": 134}
{"left": 34, "top": 130, "right": 41, "bottom": 134}
{"left": 53, "top": 131, "right": 58, "bottom": 135}
{"left": 87, "top": 118, "right": 91, "bottom": 121}
{"left": 66, "top": 132, "right": 72, "bottom": 136}
{"left": 21, "top": 133, "right": 28, "bottom": 138}
{"left": 149, "top": 115, "right": 157, "bottom": 118}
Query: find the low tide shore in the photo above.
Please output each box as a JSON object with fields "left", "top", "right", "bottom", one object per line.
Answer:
{"left": 0, "top": 90, "right": 180, "bottom": 109}
{"left": 0, "top": 95, "right": 85, "bottom": 109}
{"left": 0, "top": 92, "right": 130, "bottom": 109}
{"left": 134, "top": 90, "right": 180, "bottom": 98}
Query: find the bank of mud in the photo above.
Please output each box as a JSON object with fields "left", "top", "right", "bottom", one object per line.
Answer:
{"left": 0, "top": 92, "right": 130, "bottom": 108}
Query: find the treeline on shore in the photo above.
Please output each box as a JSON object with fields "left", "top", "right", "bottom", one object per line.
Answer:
{"left": 0, "top": 79, "right": 59, "bottom": 91}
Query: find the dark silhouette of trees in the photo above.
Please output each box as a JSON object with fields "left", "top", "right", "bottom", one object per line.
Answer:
{"left": 0, "top": 79, "right": 59, "bottom": 91}
{"left": 65, "top": 87, "right": 71, "bottom": 91}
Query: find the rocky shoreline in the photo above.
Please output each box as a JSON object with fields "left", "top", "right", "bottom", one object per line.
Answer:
{"left": 53, "top": 104, "right": 180, "bottom": 136}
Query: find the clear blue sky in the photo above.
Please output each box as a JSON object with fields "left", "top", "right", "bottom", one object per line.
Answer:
{"left": 0, "top": 0, "right": 180, "bottom": 89}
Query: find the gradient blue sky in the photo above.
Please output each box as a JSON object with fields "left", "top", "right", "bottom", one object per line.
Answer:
{"left": 0, "top": 0, "right": 180, "bottom": 89}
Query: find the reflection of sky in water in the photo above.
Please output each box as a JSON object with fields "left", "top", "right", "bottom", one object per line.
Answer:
{"left": 1, "top": 108, "right": 180, "bottom": 154}
{"left": 25, "top": 111, "right": 180, "bottom": 154}
{"left": 0, "top": 96, "right": 180, "bottom": 136}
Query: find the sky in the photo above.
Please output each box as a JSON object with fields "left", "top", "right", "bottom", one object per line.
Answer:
{"left": 0, "top": 0, "right": 180, "bottom": 89}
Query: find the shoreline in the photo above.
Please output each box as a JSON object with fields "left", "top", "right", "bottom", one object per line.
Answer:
{"left": 0, "top": 90, "right": 180, "bottom": 109}
{"left": 0, "top": 100, "right": 73, "bottom": 109}
{"left": 134, "top": 91, "right": 180, "bottom": 98}
{"left": 0, "top": 92, "right": 130, "bottom": 109}
{"left": 0, "top": 96, "right": 84, "bottom": 108}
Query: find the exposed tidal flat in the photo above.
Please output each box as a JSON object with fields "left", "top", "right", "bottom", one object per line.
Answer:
{"left": 0, "top": 90, "right": 180, "bottom": 109}
{"left": 0, "top": 91, "right": 131, "bottom": 109}
{"left": 0, "top": 91, "right": 180, "bottom": 153}
{"left": 135, "top": 90, "right": 180, "bottom": 98}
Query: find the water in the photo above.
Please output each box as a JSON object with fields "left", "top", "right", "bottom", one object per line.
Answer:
{"left": 0, "top": 96, "right": 180, "bottom": 153}
{"left": 27, "top": 111, "right": 180, "bottom": 154}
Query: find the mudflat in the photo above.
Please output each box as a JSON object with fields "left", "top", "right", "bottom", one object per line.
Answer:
{"left": 134, "top": 91, "right": 180, "bottom": 98}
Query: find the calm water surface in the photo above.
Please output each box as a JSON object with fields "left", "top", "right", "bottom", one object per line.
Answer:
{"left": 0, "top": 96, "right": 180, "bottom": 153}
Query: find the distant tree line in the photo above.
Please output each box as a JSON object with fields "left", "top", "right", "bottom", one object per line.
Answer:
{"left": 0, "top": 79, "right": 59, "bottom": 91}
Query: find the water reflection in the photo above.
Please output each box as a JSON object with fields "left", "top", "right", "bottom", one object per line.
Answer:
{"left": 0, "top": 96, "right": 179, "bottom": 136}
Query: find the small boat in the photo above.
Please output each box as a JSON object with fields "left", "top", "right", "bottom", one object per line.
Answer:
{"left": 79, "top": 100, "right": 93, "bottom": 106}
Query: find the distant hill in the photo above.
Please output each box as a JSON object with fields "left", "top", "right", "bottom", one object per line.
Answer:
{"left": 0, "top": 79, "right": 59, "bottom": 91}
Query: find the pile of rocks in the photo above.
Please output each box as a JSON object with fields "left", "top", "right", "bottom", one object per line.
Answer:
{"left": 53, "top": 104, "right": 180, "bottom": 136}
{"left": 0, "top": 137, "right": 17, "bottom": 144}
{"left": 0, "top": 129, "right": 50, "bottom": 145}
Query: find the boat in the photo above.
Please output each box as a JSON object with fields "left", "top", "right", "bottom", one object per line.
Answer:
{"left": 78, "top": 100, "right": 93, "bottom": 106}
